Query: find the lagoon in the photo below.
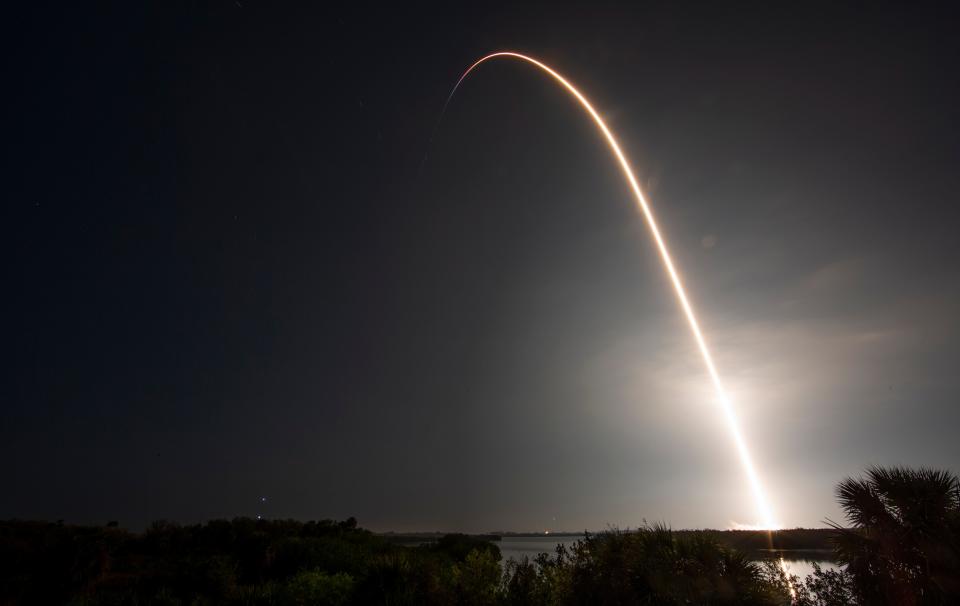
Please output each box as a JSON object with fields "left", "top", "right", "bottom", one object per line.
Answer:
{"left": 497, "top": 536, "right": 838, "bottom": 580}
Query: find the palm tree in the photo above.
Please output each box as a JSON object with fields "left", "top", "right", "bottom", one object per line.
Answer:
{"left": 829, "top": 466, "right": 960, "bottom": 605}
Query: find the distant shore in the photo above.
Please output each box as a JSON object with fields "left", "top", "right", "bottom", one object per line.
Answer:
{"left": 379, "top": 527, "right": 837, "bottom": 552}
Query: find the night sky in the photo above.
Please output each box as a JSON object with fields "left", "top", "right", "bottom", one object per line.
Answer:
{"left": 6, "top": 3, "right": 960, "bottom": 532}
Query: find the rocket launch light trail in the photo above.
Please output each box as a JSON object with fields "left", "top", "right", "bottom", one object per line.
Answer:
{"left": 445, "top": 52, "right": 779, "bottom": 530}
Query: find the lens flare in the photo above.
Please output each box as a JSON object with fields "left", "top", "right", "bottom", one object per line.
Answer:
{"left": 443, "top": 52, "right": 779, "bottom": 529}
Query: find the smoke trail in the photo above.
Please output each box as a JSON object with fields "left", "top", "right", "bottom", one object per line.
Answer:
{"left": 439, "top": 52, "right": 779, "bottom": 530}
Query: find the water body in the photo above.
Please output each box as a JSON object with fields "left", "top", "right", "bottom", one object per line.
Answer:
{"left": 498, "top": 536, "right": 581, "bottom": 564}
{"left": 497, "top": 536, "right": 837, "bottom": 580}
{"left": 777, "top": 556, "right": 837, "bottom": 580}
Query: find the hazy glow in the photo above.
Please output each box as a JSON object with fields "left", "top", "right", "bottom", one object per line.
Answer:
{"left": 448, "top": 52, "right": 779, "bottom": 529}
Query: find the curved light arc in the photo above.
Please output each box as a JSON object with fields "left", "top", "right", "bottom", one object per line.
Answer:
{"left": 450, "top": 52, "right": 777, "bottom": 529}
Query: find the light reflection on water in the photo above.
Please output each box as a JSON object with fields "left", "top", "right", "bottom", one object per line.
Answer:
{"left": 774, "top": 556, "right": 840, "bottom": 580}
{"left": 496, "top": 537, "right": 839, "bottom": 579}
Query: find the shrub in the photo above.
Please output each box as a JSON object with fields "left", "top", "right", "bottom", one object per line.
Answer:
{"left": 282, "top": 570, "right": 353, "bottom": 606}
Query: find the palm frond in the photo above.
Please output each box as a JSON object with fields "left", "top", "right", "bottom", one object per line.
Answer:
{"left": 836, "top": 476, "right": 892, "bottom": 528}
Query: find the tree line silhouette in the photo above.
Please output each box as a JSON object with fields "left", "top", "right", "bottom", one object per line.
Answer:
{"left": 0, "top": 466, "right": 957, "bottom": 605}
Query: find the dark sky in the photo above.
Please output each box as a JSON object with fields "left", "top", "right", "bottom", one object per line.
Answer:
{"left": 6, "top": 3, "right": 960, "bottom": 531}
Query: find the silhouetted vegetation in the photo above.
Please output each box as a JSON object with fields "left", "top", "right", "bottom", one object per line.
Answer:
{"left": 2, "top": 466, "right": 958, "bottom": 605}
{"left": 501, "top": 526, "right": 783, "bottom": 605}
{"left": 0, "top": 518, "right": 510, "bottom": 605}
{"left": 767, "top": 466, "right": 960, "bottom": 605}
{"left": 0, "top": 519, "right": 786, "bottom": 605}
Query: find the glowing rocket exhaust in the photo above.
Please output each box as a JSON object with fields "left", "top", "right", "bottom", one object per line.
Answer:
{"left": 444, "top": 52, "right": 779, "bottom": 530}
